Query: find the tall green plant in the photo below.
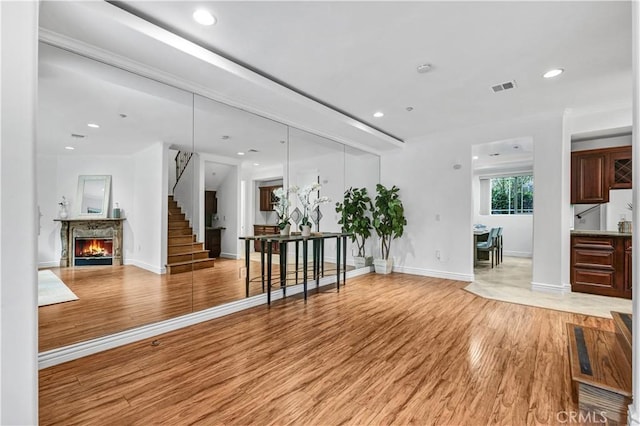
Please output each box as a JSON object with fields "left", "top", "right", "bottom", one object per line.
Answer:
{"left": 335, "top": 187, "right": 372, "bottom": 257}
{"left": 371, "top": 184, "right": 406, "bottom": 260}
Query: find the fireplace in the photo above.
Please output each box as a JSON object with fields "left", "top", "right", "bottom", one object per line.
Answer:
{"left": 74, "top": 238, "right": 114, "bottom": 266}
{"left": 56, "top": 218, "right": 125, "bottom": 267}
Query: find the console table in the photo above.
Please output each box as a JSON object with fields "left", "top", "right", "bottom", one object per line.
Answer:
{"left": 239, "top": 233, "right": 349, "bottom": 305}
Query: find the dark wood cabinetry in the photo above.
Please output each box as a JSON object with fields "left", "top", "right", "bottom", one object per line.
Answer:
{"left": 253, "top": 225, "right": 280, "bottom": 254}
{"left": 570, "top": 233, "right": 631, "bottom": 299}
{"left": 205, "top": 191, "right": 217, "bottom": 215}
{"left": 205, "top": 228, "right": 221, "bottom": 258}
{"left": 259, "top": 186, "right": 282, "bottom": 211}
{"left": 571, "top": 146, "right": 632, "bottom": 204}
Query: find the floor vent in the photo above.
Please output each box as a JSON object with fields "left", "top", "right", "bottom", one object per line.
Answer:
{"left": 491, "top": 80, "right": 517, "bottom": 93}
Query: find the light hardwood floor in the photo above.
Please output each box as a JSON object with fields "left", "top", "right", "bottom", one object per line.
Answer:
{"left": 40, "top": 273, "right": 613, "bottom": 425}
{"left": 39, "top": 258, "right": 351, "bottom": 351}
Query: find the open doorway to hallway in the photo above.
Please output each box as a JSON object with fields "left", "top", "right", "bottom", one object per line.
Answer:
{"left": 471, "top": 136, "right": 534, "bottom": 289}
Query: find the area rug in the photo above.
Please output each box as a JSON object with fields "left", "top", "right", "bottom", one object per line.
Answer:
{"left": 38, "top": 270, "right": 78, "bottom": 307}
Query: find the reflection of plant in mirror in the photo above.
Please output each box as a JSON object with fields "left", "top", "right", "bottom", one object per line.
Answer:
{"left": 293, "top": 183, "right": 331, "bottom": 229}
{"left": 272, "top": 187, "right": 295, "bottom": 230}
{"left": 335, "top": 187, "right": 372, "bottom": 257}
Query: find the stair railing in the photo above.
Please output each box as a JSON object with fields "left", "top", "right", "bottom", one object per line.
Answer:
{"left": 172, "top": 151, "right": 193, "bottom": 194}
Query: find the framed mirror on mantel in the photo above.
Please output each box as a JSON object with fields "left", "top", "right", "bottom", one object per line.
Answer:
{"left": 37, "top": 42, "right": 381, "bottom": 357}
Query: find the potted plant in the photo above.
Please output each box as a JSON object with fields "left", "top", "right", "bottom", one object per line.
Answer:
{"left": 294, "top": 183, "right": 330, "bottom": 236}
{"left": 273, "top": 187, "right": 292, "bottom": 235}
{"left": 371, "top": 184, "right": 407, "bottom": 274}
{"left": 335, "top": 187, "right": 373, "bottom": 268}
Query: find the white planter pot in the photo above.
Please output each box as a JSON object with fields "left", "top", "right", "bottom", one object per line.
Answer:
{"left": 280, "top": 224, "right": 291, "bottom": 236}
{"left": 374, "top": 258, "right": 393, "bottom": 274}
{"left": 354, "top": 256, "right": 374, "bottom": 268}
{"left": 301, "top": 225, "right": 311, "bottom": 237}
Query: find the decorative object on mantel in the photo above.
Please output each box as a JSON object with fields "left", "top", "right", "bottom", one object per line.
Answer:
{"left": 371, "top": 184, "right": 407, "bottom": 274}
{"left": 335, "top": 187, "right": 373, "bottom": 268}
{"left": 58, "top": 196, "right": 69, "bottom": 219}
{"left": 292, "top": 183, "right": 331, "bottom": 237}
{"left": 113, "top": 202, "right": 121, "bottom": 218}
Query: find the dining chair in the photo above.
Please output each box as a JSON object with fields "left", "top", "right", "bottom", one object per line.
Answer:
{"left": 476, "top": 227, "right": 499, "bottom": 268}
{"left": 496, "top": 227, "right": 503, "bottom": 264}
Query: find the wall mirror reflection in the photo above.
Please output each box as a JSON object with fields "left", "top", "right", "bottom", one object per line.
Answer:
{"left": 76, "top": 175, "right": 111, "bottom": 217}
{"left": 37, "top": 42, "right": 381, "bottom": 356}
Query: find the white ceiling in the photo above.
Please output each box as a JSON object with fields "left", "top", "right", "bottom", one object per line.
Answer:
{"left": 38, "top": 1, "right": 632, "bottom": 157}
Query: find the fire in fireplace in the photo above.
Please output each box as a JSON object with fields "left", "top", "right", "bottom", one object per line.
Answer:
{"left": 74, "top": 238, "right": 113, "bottom": 266}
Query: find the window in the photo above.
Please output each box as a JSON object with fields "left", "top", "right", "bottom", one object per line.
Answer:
{"left": 491, "top": 175, "right": 533, "bottom": 214}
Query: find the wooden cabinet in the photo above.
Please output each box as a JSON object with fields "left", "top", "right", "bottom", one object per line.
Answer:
{"left": 570, "top": 234, "right": 631, "bottom": 299}
{"left": 571, "top": 146, "right": 632, "bottom": 204}
{"left": 205, "top": 228, "right": 221, "bottom": 258}
{"left": 205, "top": 191, "right": 217, "bottom": 215}
{"left": 609, "top": 146, "right": 632, "bottom": 189}
{"left": 253, "top": 225, "right": 280, "bottom": 254}
{"left": 259, "top": 186, "right": 282, "bottom": 211}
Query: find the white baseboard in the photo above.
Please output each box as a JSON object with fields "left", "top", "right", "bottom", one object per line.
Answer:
{"left": 220, "top": 252, "right": 238, "bottom": 259}
{"left": 38, "top": 268, "right": 368, "bottom": 369}
{"left": 530, "top": 281, "right": 571, "bottom": 294}
{"left": 125, "top": 259, "right": 164, "bottom": 274}
{"left": 38, "top": 261, "right": 59, "bottom": 269}
{"left": 503, "top": 250, "right": 532, "bottom": 258}
{"left": 628, "top": 405, "right": 640, "bottom": 426}
{"left": 391, "top": 265, "right": 473, "bottom": 282}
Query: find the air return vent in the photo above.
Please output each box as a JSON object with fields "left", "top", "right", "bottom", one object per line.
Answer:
{"left": 491, "top": 80, "right": 517, "bottom": 93}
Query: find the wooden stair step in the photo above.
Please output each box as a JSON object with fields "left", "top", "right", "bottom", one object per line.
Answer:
{"left": 168, "top": 250, "right": 210, "bottom": 263}
{"left": 169, "top": 221, "right": 191, "bottom": 230}
{"left": 166, "top": 258, "right": 215, "bottom": 274}
{"left": 168, "top": 213, "right": 186, "bottom": 222}
{"left": 566, "top": 323, "right": 631, "bottom": 424}
{"left": 611, "top": 311, "right": 632, "bottom": 364}
{"left": 168, "top": 235, "right": 196, "bottom": 245}
{"left": 168, "top": 242, "right": 205, "bottom": 255}
{"left": 168, "top": 228, "right": 193, "bottom": 236}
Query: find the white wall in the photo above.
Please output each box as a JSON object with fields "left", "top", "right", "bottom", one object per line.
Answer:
{"left": 213, "top": 166, "right": 239, "bottom": 258}
{"left": 381, "top": 113, "right": 568, "bottom": 288}
{"left": 0, "top": 1, "right": 39, "bottom": 422}
{"left": 129, "top": 143, "right": 165, "bottom": 273}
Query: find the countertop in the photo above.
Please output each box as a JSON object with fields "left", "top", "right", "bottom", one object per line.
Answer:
{"left": 570, "top": 229, "right": 632, "bottom": 237}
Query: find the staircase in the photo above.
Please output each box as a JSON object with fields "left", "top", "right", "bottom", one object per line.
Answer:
{"left": 566, "top": 312, "right": 632, "bottom": 424}
{"left": 166, "top": 195, "right": 215, "bottom": 274}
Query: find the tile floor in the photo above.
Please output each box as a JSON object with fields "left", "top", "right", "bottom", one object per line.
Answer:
{"left": 466, "top": 256, "right": 631, "bottom": 318}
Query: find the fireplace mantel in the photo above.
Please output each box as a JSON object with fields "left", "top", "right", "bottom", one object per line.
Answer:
{"left": 54, "top": 218, "right": 126, "bottom": 267}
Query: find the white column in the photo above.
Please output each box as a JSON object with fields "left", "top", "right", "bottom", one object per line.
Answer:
{"left": 0, "top": 1, "right": 39, "bottom": 424}
{"left": 630, "top": 1, "right": 640, "bottom": 425}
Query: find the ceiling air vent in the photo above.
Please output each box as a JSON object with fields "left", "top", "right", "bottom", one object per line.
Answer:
{"left": 491, "top": 80, "right": 517, "bottom": 93}
{"left": 248, "top": 149, "right": 259, "bottom": 153}
{"left": 71, "top": 133, "right": 86, "bottom": 138}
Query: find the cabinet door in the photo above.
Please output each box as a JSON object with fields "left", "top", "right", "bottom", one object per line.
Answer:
{"left": 624, "top": 240, "right": 632, "bottom": 296}
{"left": 609, "top": 146, "right": 632, "bottom": 189}
{"left": 259, "top": 187, "right": 272, "bottom": 211}
{"left": 571, "top": 151, "right": 609, "bottom": 204}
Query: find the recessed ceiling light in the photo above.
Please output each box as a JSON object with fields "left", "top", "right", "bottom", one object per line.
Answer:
{"left": 472, "top": 156, "right": 479, "bottom": 160}
{"left": 543, "top": 68, "right": 564, "bottom": 78}
{"left": 193, "top": 9, "right": 216, "bottom": 26}
{"left": 373, "top": 112, "right": 384, "bottom": 118}
{"left": 237, "top": 152, "right": 245, "bottom": 156}
{"left": 65, "top": 146, "right": 75, "bottom": 150}
{"left": 416, "top": 63, "right": 432, "bottom": 74}
{"left": 253, "top": 163, "right": 260, "bottom": 166}
{"left": 87, "top": 123, "right": 100, "bottom": 128}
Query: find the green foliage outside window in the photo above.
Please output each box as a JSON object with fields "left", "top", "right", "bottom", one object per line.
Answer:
{"left": 491, "top": 175, "right": 533, "bottom": 215}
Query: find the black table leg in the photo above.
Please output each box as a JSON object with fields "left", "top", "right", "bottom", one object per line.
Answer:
{"left": 336, "top": 236, "right": 341, "bottom": 291}
{"left": 245, "top": 239, "right": 250, "bottom": 297}
{"left": 320, "top": 239, "right": 325, "bottom": 277}
{"left": 267, "top": 240, "right": 273, "bottom": 306}
{"left": 303, "top": 239, "right": 308, "bottom": 302}
{"left": 314, "top": 239, "right": 320, "bottom": 289}
{"left": 342, "top": 235, "right": 347, "bottom": 286}
{"left": 280, "top": 241, "right": 287, "bottom": 297}
{"left": 295, "top": 240, "right": 299, "bottom": 284}
{"left": 260, "top": 240, "right": 265, "bottom": 292}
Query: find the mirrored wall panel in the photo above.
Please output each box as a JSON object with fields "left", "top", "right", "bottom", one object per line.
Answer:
{"left": 37, "top": 43, "right": 195, "bottom": 351}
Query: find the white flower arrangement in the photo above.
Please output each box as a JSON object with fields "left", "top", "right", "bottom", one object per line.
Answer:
{"left": 293, "top": 183, "right": 331, "bottom": 228}
{"left": 273, "top": 186, "right": 296, "bottom": 230}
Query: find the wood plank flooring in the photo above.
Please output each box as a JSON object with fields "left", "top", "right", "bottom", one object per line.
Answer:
{"left": 40, "top": 273, "right": 614, "bottom": 425}
{"left": 39, "top": 258, "right": 350, "bottom": 351}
